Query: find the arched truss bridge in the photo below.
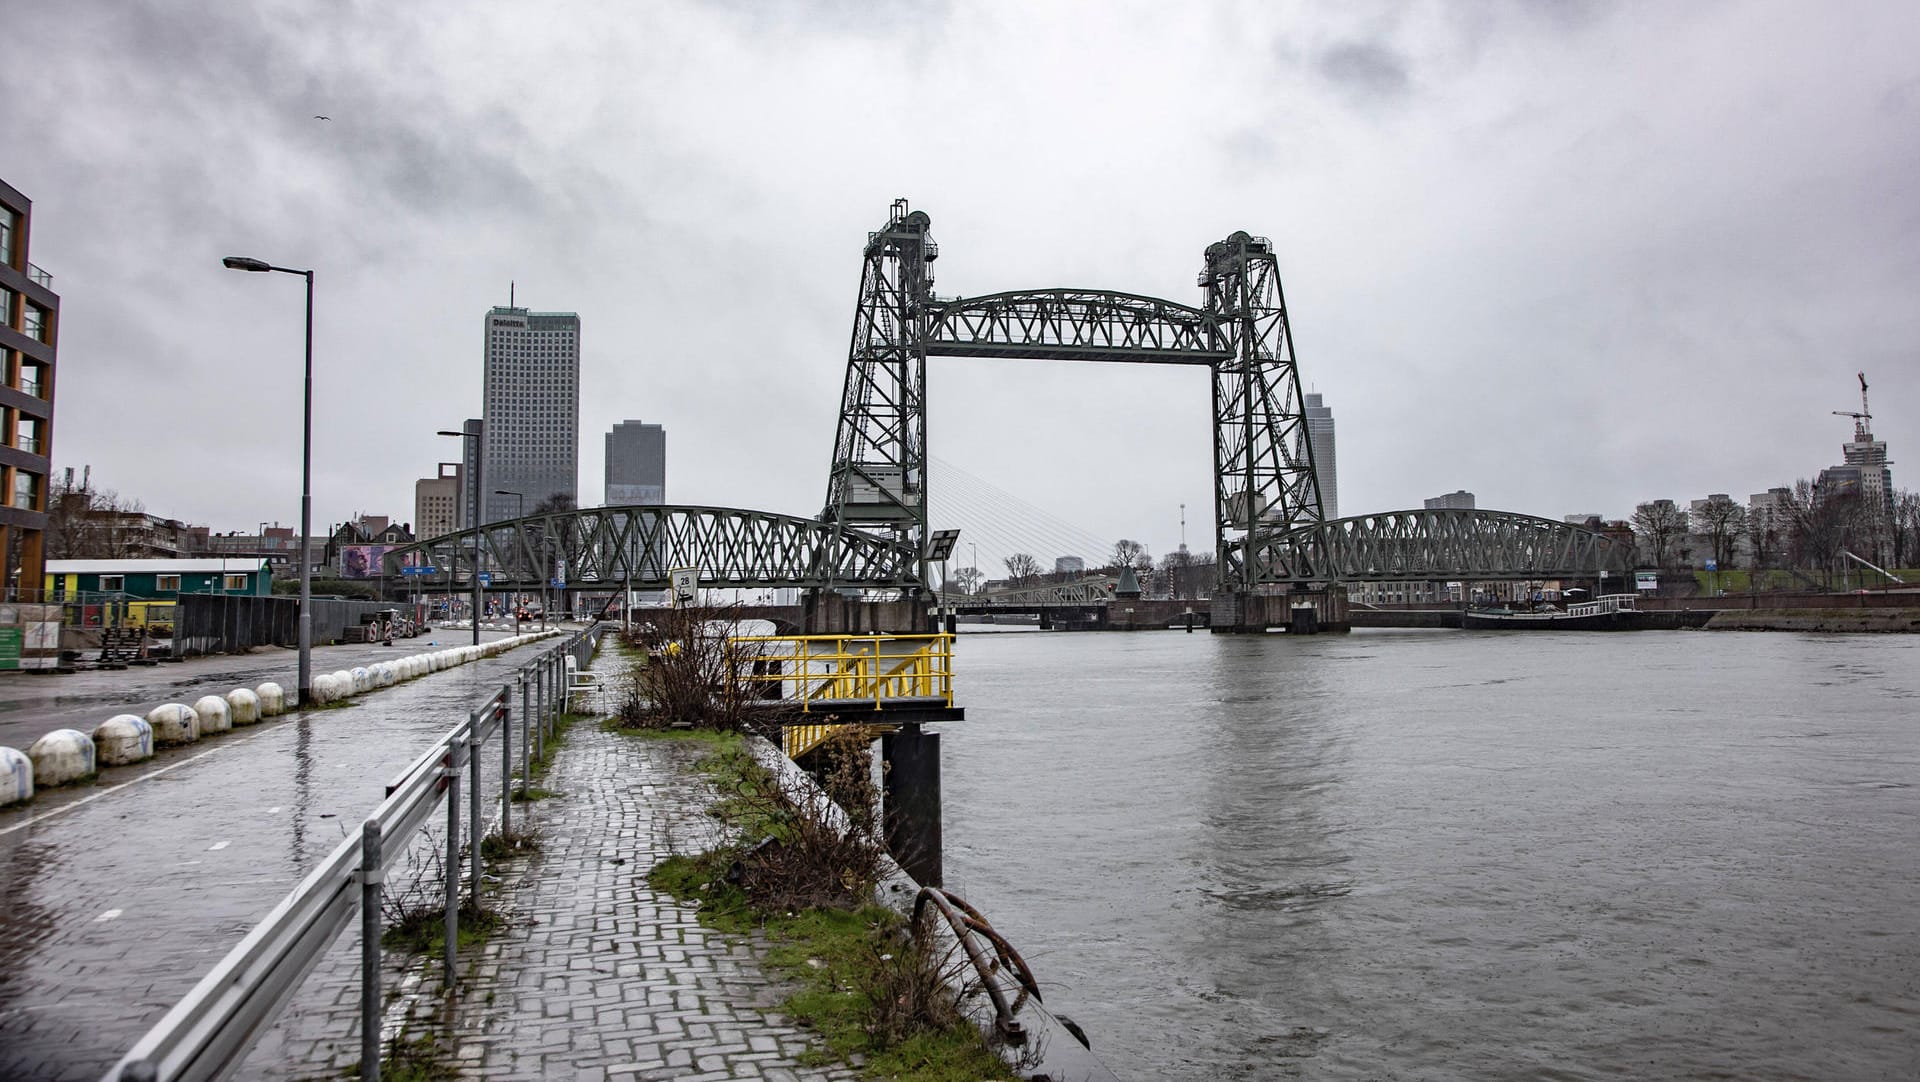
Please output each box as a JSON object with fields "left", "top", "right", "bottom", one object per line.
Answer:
{"left": 387, "top": 508, "right": 1629, "bottom": 593}
{"left": 383, "top": 505, "right": 915, "bottom": 590}
{"left": 1247, "top": 508, "right": 1633, "bottom": 583}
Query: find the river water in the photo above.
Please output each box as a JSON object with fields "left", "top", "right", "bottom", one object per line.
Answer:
{"left": 938, "top": 628, "right": 1920, "bottom": 1080}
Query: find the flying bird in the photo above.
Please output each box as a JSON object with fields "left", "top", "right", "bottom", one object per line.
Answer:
{"left": 314, "top": 114, "right": 330, "bottom": 121}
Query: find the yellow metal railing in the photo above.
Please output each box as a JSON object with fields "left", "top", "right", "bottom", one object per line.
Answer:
{"left": 727, "top": 633, "right": 955, "bottom": 759}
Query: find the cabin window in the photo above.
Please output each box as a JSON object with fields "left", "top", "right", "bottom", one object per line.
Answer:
{"left": 100, "top": 575, "right": 125, "bottom": 592}
{"left": 156, "top": 574, "right": 180, "bottom": 591}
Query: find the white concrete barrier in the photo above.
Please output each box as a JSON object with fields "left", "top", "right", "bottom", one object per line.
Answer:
{"left": 29, "top": 729, "right": 97, "bottom": 786}
{"left": 147, "top": 704, "right": 200, "bottom": 746}
{"left": 0, "top": 747, "right": 32, "bottom": 806}
{"left": 94, "top": 714, "right": 155, "bottom": 765}
{"left": 257, "top": 682, "right": 286, "bottom": 716}
{"left": 330, "top": 670, "right": 355, "bottom": 698}
{"left": 350, "top": 667, "right": 372, "bottom": 694}
{"left": 311, "top": 673, "right": 342, "bottom": 704}
{"left": 193, "top": 695, "right": 232, "bottom": 735}
{"left": 227, "top": 688, "right": 261, "bottom": 725}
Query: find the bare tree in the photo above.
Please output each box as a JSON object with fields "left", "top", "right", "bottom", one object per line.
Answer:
{"left": 1694, "top": 495, "right": 1746, "bottom": 570}
{"left": 951, "top": 565, "right": 984, "bottom": 596}
{"left": 46, "top": 475, "right": 149, "bottom": 559}
{"left": 1003, "top": 553, "right": 1041, "bottom": 586}
{"left": 1784, "top": 478, "right": 1869, "bottom": 587}
{"left": 530, "top": 493, "right": 576, "bottom": 516}
{"left": 1109, "top": 539, "right": 1146, "bottom": 571}
{"left": 1631, "top": 500, "right": 1687, "bottom": 568}
{"left": 1892, "top": 489, "right": 1920, "bottom": 570}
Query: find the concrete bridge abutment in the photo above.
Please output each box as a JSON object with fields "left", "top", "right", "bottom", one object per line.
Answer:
{"left": 1210, "top": 586, "right": 1351, "bottom": 634}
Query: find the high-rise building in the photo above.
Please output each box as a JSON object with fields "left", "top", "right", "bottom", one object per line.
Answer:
{"left": 0, "top": 179, "right": 56, "bottom": 600}
{"left": 1302, "top": 392, "right": 1337, "bottom": 518}
{"left": 605, "top": 420, "right": 666, "bottom": 505}
{"left": 1425, "top": 490, "right": 1476, "bottom": 510}
{"left": 481, "top": 305, "right": 579, "bottom": 524}
{"left": 415, "top": 462, "right": 461, "bottom": 538}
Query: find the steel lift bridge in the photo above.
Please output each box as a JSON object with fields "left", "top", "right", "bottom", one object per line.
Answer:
{"left": 389, "top": 200, "right": 1630, "bottom": 625}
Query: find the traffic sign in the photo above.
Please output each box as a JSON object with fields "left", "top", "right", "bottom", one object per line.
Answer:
{"left": 551, "top": 579, "right": 565, "bottom": 589}
{"left": 400, "top": 565, "right": 438, "bottom": 576}
{"left": 477, "top": 572, "right": 492, "bottom": 586}
{"left": 1704, "top": 559, "right": 1717, "bottom": 571}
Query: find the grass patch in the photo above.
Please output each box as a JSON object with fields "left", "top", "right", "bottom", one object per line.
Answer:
{"left": 381, "top": 901, "right": 507, "bottom": 958}
{"left": 650, "top": 860, "right": 1012, "bottom": 1082}
{"left": 358, "top": 1032, "right": 460, "bottom": 1081}
{"left": 480, "top": 828, "right": 543, "bottom": 861}
{"left": 509, "top": 785, "right": 558, "bottom": 803}
{"left": 645, "top": 735, "right": 1015, "bottom": 1082}
{"left": 601, "top": 716, "right": 738, "bottom": 750}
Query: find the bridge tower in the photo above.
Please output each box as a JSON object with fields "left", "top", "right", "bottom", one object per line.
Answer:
{"left": 1199, "top": 231, "right": 1327, "bottom": 594}
{"left": 819, "top": 199, "right": 937, "bottom": 604}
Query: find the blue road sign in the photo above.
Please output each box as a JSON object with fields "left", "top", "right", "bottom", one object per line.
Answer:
{"left": 1705, "top": 559, "right": 1718, "bottom": 571}
{"left": 477, "top": 572, "right": 493, "bottom": 586}
{"left": 399, "top": 565, "right": 438, "bottom": 576}
{"left": 551, "top": 579, "right": 565, "bottom": 589}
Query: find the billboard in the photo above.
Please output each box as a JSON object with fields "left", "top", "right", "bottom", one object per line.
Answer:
{"left": 339, "top": 545, "right": 427, "bottom": 579}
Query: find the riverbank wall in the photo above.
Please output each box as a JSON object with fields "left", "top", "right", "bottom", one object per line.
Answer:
{"left": 1705, "top": 608, "right": 1920, "bottom": 633}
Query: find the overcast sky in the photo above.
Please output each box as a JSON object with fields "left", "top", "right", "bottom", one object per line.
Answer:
{"left": 8, "top": 0, "right": 1917, "bottom": 569}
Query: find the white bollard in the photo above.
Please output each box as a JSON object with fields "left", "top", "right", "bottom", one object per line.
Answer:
{"left": 257, "top": 682, "right": 286, "bottom": 716}
{"left": 227, "top": 688, "right": 261, "bottom": 725}
{"left": 28, "top": 729, "right": 97, "bottom": 786}
{"left": 312, "top": 673, "right": 340, "bottom": 704}
{"left": 350, "top": 667, "right": 372, "bottom": 694}
{"left": 331, "top": 670, "right": 355, "bottom": 698}
{"left": 94, "top": 715, "right": 155, "bottom": 766}
{"left": 147, "top": 704, "right": 200, "bottom": 746}
{"left": 193, "top": 695, "right": 232, "bottom": 735}
{"left": 0, "top": 747, "right": 32, "bottom": 806}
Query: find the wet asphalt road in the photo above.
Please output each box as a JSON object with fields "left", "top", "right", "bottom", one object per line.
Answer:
{"left": 0, "top": 625, "right": 550, "bottom": 752}
{"left": 0, "top": 632, "right": 567, "bottom": 1082}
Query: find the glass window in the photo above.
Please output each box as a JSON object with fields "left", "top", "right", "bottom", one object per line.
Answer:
{"left": 11, "top": 469, "right": 36, "bottom": 511}
{"left": 225, "top": 573, "right": 248, "bottom": 591}
{"left": 0, "top": 286, "right": 13, "bottom": 326}
{"left": 15, "top": 417, "right": 36, "bottom": 454}
{"left": 19, "top": 363, "right": 42, "bottom": 398}
{"left": 0, "top": 209, "right": 13, "bottom": 267}
{"left": 22, "top": 304, "right": 44, "bottom": 342}
{"left": 101, "top": 575, "right": 125, "bottom": 592}
{"left": 157, "top": 574, "right": 181, "bottom": 591}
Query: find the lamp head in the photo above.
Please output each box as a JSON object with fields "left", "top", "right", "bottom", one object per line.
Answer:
{"left": 222, "top": 256, "right": 272, "bottom": 272}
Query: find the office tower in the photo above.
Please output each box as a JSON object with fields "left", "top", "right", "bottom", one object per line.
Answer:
{"left": 481, "top": 304, "right": 579, "bottom": 523}
{"left": 605, "top": 420, "right": 666, "bottom": 505}
{"left": 414, "top": 463, "right": 461, "bottom": 538}
{"left": 1425, "top": 490, "right": 1476, "bottom": 510}
{"left": 1303, "top": 392, "right": 1337, "bottom": 519}
{"left": 0, "top": 179, "right": 56, "bottom": 600}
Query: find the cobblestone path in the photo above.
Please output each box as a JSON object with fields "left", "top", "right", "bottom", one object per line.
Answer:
{"left": 256, "top": 660, "right": 862, "bottom": 1081}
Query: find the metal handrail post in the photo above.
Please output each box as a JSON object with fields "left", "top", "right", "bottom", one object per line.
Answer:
{"left": 500, "top": 688, "right": 513, "bottom": 839}
{"left": 520, "top": 675, "right": 532, "bottom": 791}
{"left": 359, "top": 820, "right": 383, "bottom": 1082}
{"left": 534, "top": 661, "right": 546, "bottom": 762}
{"left": 443, "top": 741, "right": 462, "bottom": 987}
{"left": 468, "top": 710, "right": 483, "bottom": 912}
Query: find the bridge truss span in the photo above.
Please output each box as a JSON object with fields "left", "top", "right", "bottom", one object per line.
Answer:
{"left": 926, "top": 290, "right": 1228, "bottom": 365}
{"left": 1250, "top": 508, "right": 1634, "bottom": 584}
{"left": 385, "top": 505, "right": 916, "bottom": 592}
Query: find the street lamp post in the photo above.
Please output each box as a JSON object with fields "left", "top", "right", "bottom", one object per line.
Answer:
{"left": 437, "top": 428, "right": 483, "bottom": 645}
{"left": 223, "top": 256, "right": 314, "bottom": 706}
{"left": 495, "top": 489, "right": 523, "bottom": 633}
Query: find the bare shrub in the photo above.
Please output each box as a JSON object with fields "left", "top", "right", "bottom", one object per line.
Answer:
{"left": 714, "top": 726, "right": 887, "bottom": 913}
{"left": 616, "top": 606, "right": 776, "bottom": 731}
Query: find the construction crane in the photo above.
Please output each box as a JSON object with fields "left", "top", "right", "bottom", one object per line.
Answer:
{"left": 1833, "top": 371, "right": 1873, "bottom": 440}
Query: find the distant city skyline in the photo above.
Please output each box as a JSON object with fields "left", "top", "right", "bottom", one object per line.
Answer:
{"left": 605, "top": 419, "right": 665, "bottom": 506}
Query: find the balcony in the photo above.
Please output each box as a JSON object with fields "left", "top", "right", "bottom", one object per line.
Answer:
{"left": 26, "top": 263, "right": 51, "bottom": 289}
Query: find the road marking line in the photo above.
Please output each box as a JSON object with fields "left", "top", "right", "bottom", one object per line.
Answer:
{"left": 208, "top": 840, "right": 229, "bottom": 851}
{"left": 0, "top": 726, "right": 279, "bottom": 838}
{"left": 94, "top": 908, "right": 122, "bottom": 923}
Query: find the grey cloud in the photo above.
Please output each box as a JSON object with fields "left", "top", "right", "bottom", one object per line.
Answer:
{"left": 1316, "top": 41, "right": 1412, "bottom": 103}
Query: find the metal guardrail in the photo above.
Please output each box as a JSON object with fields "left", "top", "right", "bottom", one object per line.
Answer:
{"left": 103, "top": 624, "right": 608, "bottom": 1082}
{"left": 730, "top": 632, "right": 954, "bottom": 713}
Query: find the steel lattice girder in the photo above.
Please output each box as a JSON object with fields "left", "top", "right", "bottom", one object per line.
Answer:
{"left": 926, "top": 290, "right": 1229, "bottom": 364}
{"left": 957, "top": 574, "right": 1121, "bottom": 606}
{"left": 818, "top": 201, "right": 934, "bottom": 595}
{"left": 1203, "top": 231, "right": 1326, "bottom": 593}
{"left": 383, "top": 506, "right": 916, "bottom": 590}
{"left": 1246, "top": 508, "right": 1635, "bottom": 583}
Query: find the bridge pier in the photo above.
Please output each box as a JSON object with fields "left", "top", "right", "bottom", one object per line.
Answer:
{"left": 801, "top": 592, "right": 926, "bottom": 635}
{"left": 1210, "top": 586, "right": 1351, "bottom": 634}
{"left": 881, "top": 725, "right": 942, "bottom": 887}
